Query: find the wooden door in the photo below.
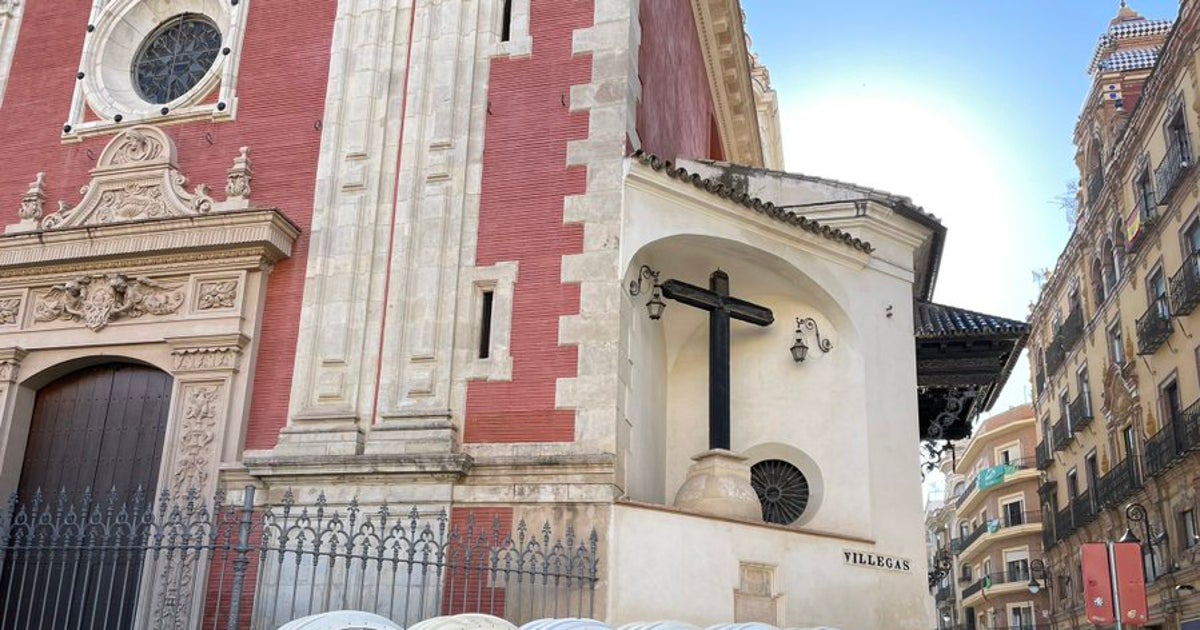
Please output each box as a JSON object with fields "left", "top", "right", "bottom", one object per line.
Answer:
{"left": 1, "top": 363, "right": 172, "bottom": 629}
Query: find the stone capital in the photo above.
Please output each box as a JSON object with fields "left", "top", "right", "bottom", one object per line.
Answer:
{"left": 0, "top": 346, "right": 27, "bottom": 383}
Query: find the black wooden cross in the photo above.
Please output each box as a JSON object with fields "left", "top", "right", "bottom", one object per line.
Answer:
{"left": 660, "top": 269, "right": 774, "bottom": 451}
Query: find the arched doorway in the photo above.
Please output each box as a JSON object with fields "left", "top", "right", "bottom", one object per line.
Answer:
{"left": 2, "top": 362, "right": 172, "bottom": 629}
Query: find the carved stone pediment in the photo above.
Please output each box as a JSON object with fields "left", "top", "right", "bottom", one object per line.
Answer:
{"left": 6, "top": 125, "right": 253, "bottom": 234}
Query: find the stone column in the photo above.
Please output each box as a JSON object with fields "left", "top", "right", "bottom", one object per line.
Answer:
{"left": 0, "top": 346, "right": 27, "bottom": 499}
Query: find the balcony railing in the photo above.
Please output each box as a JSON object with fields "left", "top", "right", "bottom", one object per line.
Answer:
{"left": 1145, "top": 424, "right": 1180, "bottom": 479}
{"left": 1155, "top": 138, "right": 1192, "bottom": 203}
{"left": 1069, "top": 393, "right": 1093, "bottom": 432}
{"left": 935, "top": 582, "right": 955, "bottom": 603}
{"left": 1072, "top": 490, "right": 1096, "bottom": 527}
{"left": 954, "top": 522, "right": 986, "bottom": 555}
{"left": 957, "top": 511, "right": 1042, "bottom": 557}
{"left": 955, "top": 477, "right": 977, "bottom": 508}
{"left": 1087, "top": 169, "right": 1105, "bottom": 206}
{"left": 1127, "top": 196, "right": 1157, "bottom": 251}
{"left": 1098, "top": 455, "right": 1142, "bottom": 508}
{"left": 1044, "top": 339, "right": 1066, "bottom": 378}
{"left": 1052, "top": 420, "right": 1070, "bottom": 452}
{"left": 1173, "top": 253, "right": 1200, "bottom": 316}
{"left": 961, "top": 566, "right": 1039, "bottom": 601}
{"left": 1145, "top": 398, "right": 1200, "bottom": 478}
{"left": 1136, "top": 298, "right": 1173, "bottom": 355}
{"left": 1036, "top": 440, "right": 1052, "bottom": 470}
{"left": 1059, "top": 307, "right": 1085, "bottom": 354}
{"left": 1056, "top": 504, "right": 1078, "bottom": 541}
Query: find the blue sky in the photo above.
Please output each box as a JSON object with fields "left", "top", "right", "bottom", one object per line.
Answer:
{"left": 742, "top": 0, "right": 1179, "bottom": 417}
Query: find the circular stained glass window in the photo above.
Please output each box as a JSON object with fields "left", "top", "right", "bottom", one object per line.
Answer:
{"left": 751, "top": 459, "right": 810, "bottom": 525}
{"left": 132, "top": 14, "right": 222, "bottom": 105}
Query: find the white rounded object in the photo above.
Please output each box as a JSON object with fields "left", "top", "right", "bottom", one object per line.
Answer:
{"left": 521, "top": 619, "right": 613, "bottom": 630}
{"left": 618, "top": 622, "right": 704, "bottom": 630}
{"left": 409, "top": 614, "right": 520, "bottom": 630}
{"left": 276, "top": 610, "right": 403, "bottom": 630}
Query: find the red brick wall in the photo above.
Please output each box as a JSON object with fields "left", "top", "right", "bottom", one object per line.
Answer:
{"left": 464, "top": 1, "right": 594, "bottom": 443}
{"left": 442, "top": 506, "right": 514, "bottom": 616}
{"left": 0, "top": 0, "right": 336, "bottom": 450}
{"left": 636, "top": 0, "right": 715, "bottom": 161}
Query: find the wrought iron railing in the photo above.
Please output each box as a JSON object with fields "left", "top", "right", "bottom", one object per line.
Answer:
{"left": 954, "top": 524, "right": 986, "bottom": 556}
{"left": 1127, "top": 196, "right": 1156, "bottom": 251}
{"left": 0, "top": 487, "right": 600, "bottom": 630}
{"left": 1052, "top": 420, "right": 1070, "bottom": 452}
{"left": 1044, "top": 339, "right": 1066, "bottom": 379}
{"left": 1172, "top": 252, "right": 1200, "bottom": 316}
{"left": 1145, "top": 424, "right": 1181, "bottom": 479}
{"left": 1055, "top": 505, "right": 1075, "bottom": 541}
{"left": 1069, "top": 393, "right": 1093, "bottom": 432}
{"left": 954, "top": 477, "right": 977, "bottom": 509}
{"left": 1035, "top": 369, "right": 1046, "bottom": 398}
{"left": 1136, "top": 298, "right": 1173, "bottom": 355}
{"left": 1071, "top": 490, "right": 1095, "bottom": 527}
{"left": 1087, "top": 170, "right": 1105, "bottom": 207}
{"left": 1098, "top": 456, "right": 1142, "bottom": 508}
{"left": 961, "top": 566, "right": 1038, "bottom": 601}
{"left": 1058, "top": 307, "right": 1085, "bottom": 355}
{"left": 1156, "top": 138, "right": 1192, "bottom": 203}
{"left": 957, "top": 512, "right": 1041, "bottom": 558}
{"left": 935, "top": 582, "right": 955, "bottom": 603}
{"left": 1036, "top": 441, "right": 1052, "bottom": 470}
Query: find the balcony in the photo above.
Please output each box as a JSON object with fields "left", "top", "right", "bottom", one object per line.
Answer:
{"left": 1051, "top": 420, "right": 1070, "bottom": 452}
{"left": 1172, "top": 252, "right": 1200, "bottom": 316}
{"left": 1069, "top": 394, "right": 1093, "bottom": 432}
{"left": 1145, "top": 398, "right": 1200, "bottom": 478}
{"left": 935, "top": 582, "right": 955, "bottom": 604}
{"left": 1044, "top": 339, "right": 1066, "bottom": 378}
{"left": 1055, "top": 505, "right": 1075, "bottom": 541}
{"left": 1098, "top": 456, "right": 1142, "bottom": 508}
{"left": 961, "top": 565, "right": 1038, "bottom": 603}
{"left": 1155, "top": 138, "right": 1192, "bottom": 203}
{"left": 1087, "top": 169, "right": 1105, "bottom": 206}
{"left": 1036, "top": 440, "right": 1052, "bottom": 470}
{"left": 1136, "top": 299, "right": 1173, "bottom": 355}
{"left": 954, "top": 522, "right": 986, "bottom": 556}
{"left": 954, "top": 477, "right": 977, "bottom": 508}
{"left": 957, "top": 511, "right": 1042, "bottom": 558}
{"left": 1058, "top": 307, "right": 1085, "bottom": 354}
{"left": 1145, "top": 424, "right": 1180, "bottom": 479}
{"left": 1072, "top": 490, "right": 1096, "bottom": 527}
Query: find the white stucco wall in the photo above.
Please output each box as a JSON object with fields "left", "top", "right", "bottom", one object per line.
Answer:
{"left": 616, "top": 163, "right": 933, "bottom": 629}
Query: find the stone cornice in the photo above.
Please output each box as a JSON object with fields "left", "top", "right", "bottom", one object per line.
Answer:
{"left": 0, "top": 209, "right": 299, "bottom": 275}
{"left": 690, "top": 0, "right": 764, "bottom": 166}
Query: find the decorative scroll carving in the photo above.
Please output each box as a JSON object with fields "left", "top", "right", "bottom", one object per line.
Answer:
{"left": 33, "top": 273, "right": 185, "bottom": 331}
{"left": 171, "top": 346, "right": 241, "bottom": 372}
{"left": 0, "top": 297, "right": 19, "bottom": 325}
{"left": 197, "top": 279, "right": 238, "bottom": 310}
{"left": 9, "top": 126, "right": 252, "bottom": 233}
{"left": 172, "top": 386, "right": 220, "bottom": 495}
{"left": 225, "top": 146, "right": 252, "bottom": 200}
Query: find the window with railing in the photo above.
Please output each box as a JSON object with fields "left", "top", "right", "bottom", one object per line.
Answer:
{"left": 1052, "top": 419, "right": 1069, "bottom": 452}
{"left": 1172, "top": 250, "right": 1200, "bottom": 316}
{"left": 1108, "top": 319, "right": 1126, "bottom": 366}
{"left": 1156, "top": 106, "right": 1193, "bottom": 202}
{"left": 1137, "top": 271, "right": 1173, "bottom": 355}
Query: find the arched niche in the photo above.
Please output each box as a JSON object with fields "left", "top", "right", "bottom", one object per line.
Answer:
{"left": 621, "top": 234, "right": 867, "bottom": 534}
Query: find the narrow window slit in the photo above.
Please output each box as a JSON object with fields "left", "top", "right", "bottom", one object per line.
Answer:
{"left": 479, "top": 289, "right": 495, "bottom": 359}
{"left": 500, "top": 0, "right": 513, "bottom": 42}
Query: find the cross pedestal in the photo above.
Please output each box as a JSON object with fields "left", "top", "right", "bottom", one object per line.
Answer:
{"left": 673, "top": 449, "right": 762, "bottom": 521}
{"left": 657, "top": 270, "right": 772, "bottom": 522}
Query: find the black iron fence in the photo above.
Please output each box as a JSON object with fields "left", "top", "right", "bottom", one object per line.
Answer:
{"left": 1036, "top": 441, "right": 1052, "bottom": 470}
{"left": 1172, "top": 252, "right": 1200, "bottom": 316}
{"left": 1156, "top": 137, "right": 1192, "bottom": 203}
{"left": 1098, "top": 456, "right": 1142, "bottom": 508}
{"left": 0, "top": 487, "right": 600, "bottom": 630}
{"left": 1069, "top": 394, "right": 1093, "bottom": 432}
{"left": 1136, "top": 298, "right": 1173, "bottom": 355}
{"left": 1051, "top": 420, "right": 1070, "bottom": 452}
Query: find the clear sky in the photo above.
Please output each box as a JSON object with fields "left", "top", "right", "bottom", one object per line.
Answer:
{"left": 743, "top": 0, "right": 1178, "bottom": 425}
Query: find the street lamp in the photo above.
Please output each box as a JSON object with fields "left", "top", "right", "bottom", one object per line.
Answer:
{"left": 628, "top": 265, "right": 665, "bottom": 320}
{"left": 1028, "top": 558, "right": 1051, "bottom": 594}
{"left": 1123, "top": 502, "right": 1166, "bottom": 579}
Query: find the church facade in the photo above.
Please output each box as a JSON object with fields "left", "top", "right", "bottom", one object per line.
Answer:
{"left": 0, "top": 1, "right": 1023, "bottom": 629}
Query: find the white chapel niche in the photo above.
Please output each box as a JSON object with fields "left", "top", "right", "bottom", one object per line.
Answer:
{"left": 63, "top": 0, "right": 249, "bottom": 140}
{"left": 622, "top": 234, "right": 869, "bottom": 535}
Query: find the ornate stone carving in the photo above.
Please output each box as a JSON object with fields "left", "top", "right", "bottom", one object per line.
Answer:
{"left": 10, "top": 126, "right": 252, "bottom": 233}
{"left": 33, "top": 273, "right": 185, "bottom": 331}
{"left": 0, "top": 296, "right": 19, "bottom": 325}
{"left": 18, "top": 172, "right": 43, "bottom": 221}
{"left": 172, "top": 385, "right": 220, "bottom": 495}
{"left": 197, "top": 279, "right": 238, "bottom": 310}
{"left": 225, "top": 146, "right": 252, "bottom": 200}
{"left": 0, "top": 359, "right": 17, "bottom": 382}
{"left": 171, "top": 346, "right": 242, "bottom": 372}
{"left": 1101, "top": 361, "right": 1139, "bottom": 421}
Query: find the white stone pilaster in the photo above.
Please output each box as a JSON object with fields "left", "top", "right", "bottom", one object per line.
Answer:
{"left": 0, "top": 0, "right": 24, "bottom": 109}
{"left": 280, "top": 0, "right": 417, "bottom": 455}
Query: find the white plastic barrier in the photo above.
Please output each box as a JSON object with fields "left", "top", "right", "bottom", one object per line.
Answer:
{"left": 277, "top": 613, "right": 844, "bottom": 630}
